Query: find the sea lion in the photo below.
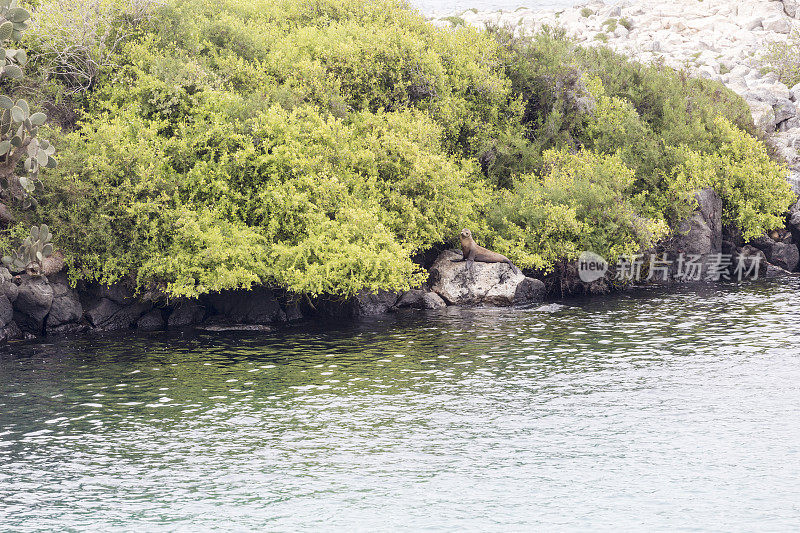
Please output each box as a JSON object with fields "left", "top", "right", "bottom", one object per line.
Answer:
{"left": 452, "top": 228, "right": 521, "bottom": 275}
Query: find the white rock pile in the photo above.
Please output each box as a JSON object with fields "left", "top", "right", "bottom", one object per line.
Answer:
{"left": 429, "top": 0, "right": 800, "bottom": 192}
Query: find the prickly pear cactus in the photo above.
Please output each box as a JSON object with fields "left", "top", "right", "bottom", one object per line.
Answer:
{"left": 2, "top": 223, "right": 53, "bottom": 275}
{"left": 0, "top": 0, "right": 56, "bottom": 206}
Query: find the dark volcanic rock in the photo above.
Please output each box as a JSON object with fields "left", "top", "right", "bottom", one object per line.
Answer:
{"left": 199, "top": 324, "right": 272, "bottom": 332}
{"left": 46, "top": 273, "right": 84, "bottom": 332}
{"left": 394, "top": 289, "right": 447, "bottom": 310}
{"left": 745, "top": 233, "right": 799, "bottom": 272}
{"left": 47, "top": 293, "right": 83, "bottom": 331}
{"left": 675, "top": 188, "right": 722, "bottom": 256}
{"left": 749, "top": 235, "right": 777, "bottom": 259}
{"left": 208, "top": 288, "right": 286, "bottom": 324}
{"left": 770, "top": 242, "right": 799, "bottom": 271}
{"left": 0, "top": 294, "right": 13, "bottom": 328}
{"left": 670, "top": 188, "right": 723, "bottom": 280}
{"left": 137, "top": 309, "right": 165, "bottom": 331}
{"left": 721, "top": 239, "right": 738, "bottom": 257}
{"left": 48, "top": 273, "right": 71, "bottom": 297}
{"left": 85, "top": 298, "right": 121, "bottom": 327}
{"left": 734, "top": 245, "right": 768, "bottom": 279}
{"left": 0, "top": 320, "right": 22, "bottom": 342}
{"left": 351, "top": 290, "right": 401, "bottom": 316}
{"left": 167, "top": 300, "right": 206, "bottom": 328}
{"left": 13, "top": 276, "right": 54, "bottom": 334}
{"left": 1, "top": 281, "right": 18, "bottom": 303}
{"left": 513, "top": 277, "right": 547, "bottom": 305}
{"left": 787, "top": 199, "right": 800, "bottom": 243}
{"left": 766, "top": 263, "right": 792, "bottom": 278}
{"left": 283, "top": 300, "right": 304, "bottom": 321}
{"left": 314, "top": 290, "right": 401, "bottom": 318}
{"left": 100, "top": 283, "right": 137, "bottom": 305}
{"left": 85, "top": 297, "right": 150, "bottom": 331}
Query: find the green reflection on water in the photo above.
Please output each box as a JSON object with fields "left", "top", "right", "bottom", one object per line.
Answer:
{"left": 1, "top": 280, "right": 799, "bottom": 531}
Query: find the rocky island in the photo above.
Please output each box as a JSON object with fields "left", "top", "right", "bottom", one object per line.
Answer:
{"left": 1, "top": 0, "right": 799, "bottom": 340}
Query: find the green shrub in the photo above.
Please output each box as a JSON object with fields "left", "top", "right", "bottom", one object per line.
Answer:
{"left": 757, "top": 31, "right": 800, "bottom": 88}
{"left": 24, "top": 0, "right": 158, "bottom": 96}
{"left": 37, "top": 101, "right": 485, "bottom": 297}
{"left": 6, "top": 0, "right": 791, "bottom": 299}
{"left": 482, "top": 29, "right": 792, "bottom": 254}
{"left": 484, "top": 30, "right": 772, "bottom": 215}
{"left": 602, "top": 18, "right": 617, "bottom": 32}
{"left": 19, "top": 0, "right": 510, "bottom": 297}
{"left": 619, "top": 17, "right": 632, "bottom": 31}
{"left": 486, "top": 148, "right": 669, "bottom": 270}
{"left": 580, "top": 7, "right": 593, "bottom": 18}
{"left": 442, "top": 16, "right": 465, "bottom": 27}
{"left": 669, "top": 116, "right": 794, "bottom": 240}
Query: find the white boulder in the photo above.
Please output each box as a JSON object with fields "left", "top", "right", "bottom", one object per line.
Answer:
{"left": 790, "top": 82, "right": 800, "bottom": 102}
{"left": 774, "top": 98, "right": 797, "bottom": 124}
{"left": 428, "top": 250, "right": 545, "bottom": 307}
{"left": 750, "top": 101, "right": 777, "bottom": 130}
{"left": 782, "top": 0, "right": 800, "bottom": 18}
{"left": 740, "top": 16, "right": 764, "bottom": 30}
{"left": 763, "top": 15, "right": 793, "bottom": 33}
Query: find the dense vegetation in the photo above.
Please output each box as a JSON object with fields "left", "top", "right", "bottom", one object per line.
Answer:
{"left": 0, "top": 0, "right": 793, "bottom": 298}
{"left": 759, "top": 30, "right": 800, "bottom": 88}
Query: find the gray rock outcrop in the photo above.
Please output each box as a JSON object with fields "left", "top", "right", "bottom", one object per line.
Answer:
{"left": 167, "top": 300, "right": 206, "bottom": 327}
{"left": 394, "top": 289, "right": 447, "bottom": 310}
{"left": 47, "top": 292, "right": 83, "bottom": 333}
{"left": 137, "top": 309, "right": 165, "bottom": 331}
{"left": 46, "top": 273, "right": 84, "bottom": 333}
{"left": 670, "top": 188, "right": 723, "bottom": 280}
{"left": 85, "top": 297, "right": 150, "bottom": 331}
{"left": 769, "top": 241, "right": 799, "bottom": 271}
{"left": 429, "top": 250, "right": 544, "bottom": 306}
{"left": 349, "top": 290, "right": 401, "bottom": 317}
{"left": 207, "top": 287, "right": 287, "bottom": 324}
{"left": 13, "top": 276, "right": 54, "bottom": 334}
{"left": 0, "top": 294, "right": 13, "bottom": 329}
{"left": 675, "top": 188, "right": 723, "bottom": 257}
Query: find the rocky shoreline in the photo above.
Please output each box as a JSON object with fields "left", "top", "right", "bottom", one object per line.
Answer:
{"left": 0, "top": 192, "right": 795, "bottom": 342}
{"left": 0, "top": 253, "right": 547, "bottom": 342}
{"left": 5, "top": 0, "right": 800, "bottom": 343}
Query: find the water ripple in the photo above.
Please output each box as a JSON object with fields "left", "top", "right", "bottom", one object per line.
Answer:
{"left": 1, "top": 280, "right": 800, "bottom": 530}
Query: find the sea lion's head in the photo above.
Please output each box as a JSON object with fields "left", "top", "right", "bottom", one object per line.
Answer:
{"left": 460, "top": 228, "right": 472, "bottom": 239}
